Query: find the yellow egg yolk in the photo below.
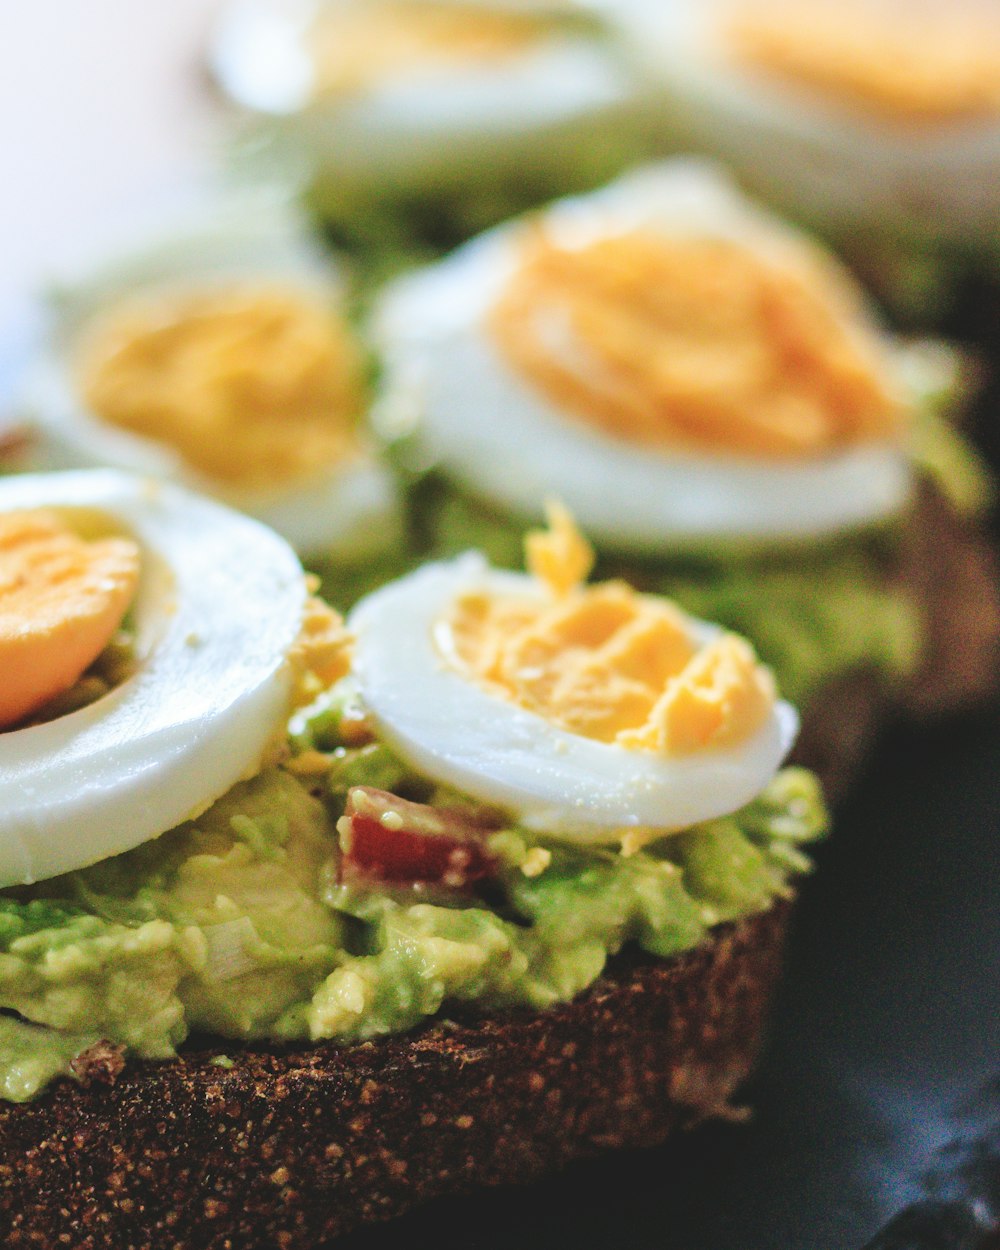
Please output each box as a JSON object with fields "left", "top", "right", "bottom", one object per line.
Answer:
{"left": 442, "top": 504, "right": 776, "bottom": 754}
{"left": 724, "top": 0, "right": 1000, "bottom": 124}
{"left": 291, "top": 591, "right": 353, "bottom": 705}
{"left": 77, "top": 285, "right": 366, "bottom": 491}
{"left": 489, "top": 228, "right": 905, "bottom": 461}
{"left": 309, "top": 2, "right": 547, "bottom": 99}
{"left": 0, "top": 510, "right": 139, "bottom": 730}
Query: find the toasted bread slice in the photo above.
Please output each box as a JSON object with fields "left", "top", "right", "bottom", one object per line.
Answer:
{"left": 1, "top": 902, "right": 789, "bottom": 1248}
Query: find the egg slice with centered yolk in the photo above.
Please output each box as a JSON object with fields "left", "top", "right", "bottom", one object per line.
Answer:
{"left": 19, "top": 192, "right": 401, "bottom": 566}
{"left": 209, "top": 0, "right": 639, "bottom": 207}
{"left": 611, "top": 1, "right": 1000, "bottom": 247}
{"left": 0, "top": 469, "right": 315, "bottom": 888}
{"left": 349, "top": 505, "right": 798, "bottom": 839}
{"left": 373, "top": 159, "right": 914, "bottom": 551}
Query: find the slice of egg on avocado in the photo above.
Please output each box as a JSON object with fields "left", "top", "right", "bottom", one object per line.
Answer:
{"left": 0, "top": 469, "right": 311, "bottom": 887}
{"left": 612, "top": 0, "right": 1000, "bottom": 250}
{"left": 17, "top": 190, "right": 402, "bottom": 570}
{"left": 373, "top": 159, "right": 915, "bottom": 553}
{"left": 349, "top": 506, "right": 798, "bottom": 838}
{"left": 1, "top": 475, "right": 793, "bottom": 889}
{"left": 209, "top": 0, "right": 643, "bottom": 218}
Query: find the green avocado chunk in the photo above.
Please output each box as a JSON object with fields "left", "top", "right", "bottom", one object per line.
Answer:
{"left": 0, "top": 699, "right": 827, "bottom": 1101}
{"left": 0, "top": 1016, "right": 99, "bottom": 1104}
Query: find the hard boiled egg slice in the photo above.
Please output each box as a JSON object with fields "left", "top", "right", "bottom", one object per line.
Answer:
{"left": 349, "top": 509, "right": 798, "bottom": 840}
{"left": 0, "top": 470, "right": 307, "bottom": 887}
{"left": 613, "top": 0, "right": 1000, "bottom": 250}
{"left": 18, "top": 191, "right": 401, "bottom": 566}
{"left": 373, "top": 160, "right": 913, "bottom": 552}
{"left": 210, "top": 0, "right": 642, "bottom": 212}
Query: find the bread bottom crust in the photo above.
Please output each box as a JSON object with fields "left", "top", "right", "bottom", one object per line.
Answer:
{"left": 1, "top": 901, "right": 790, "bottom": 1249}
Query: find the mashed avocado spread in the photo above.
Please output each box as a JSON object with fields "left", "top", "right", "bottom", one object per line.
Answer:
{"left": 0, "top": 682, "right": 825, "bottom": 1102}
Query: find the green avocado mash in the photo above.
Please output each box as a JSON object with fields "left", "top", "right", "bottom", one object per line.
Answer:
{"left": 307, "top": 126, "right": 652, "bottom": 278}
{"left": 0, "top": 686, "right": 826, "bottom": 1102}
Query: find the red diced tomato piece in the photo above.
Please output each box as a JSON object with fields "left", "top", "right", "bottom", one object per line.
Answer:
{"left": 340, "top": 787, "right": 500, "bottom": 889}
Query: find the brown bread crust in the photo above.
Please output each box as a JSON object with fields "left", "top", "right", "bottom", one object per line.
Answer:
{"left": 897, "top": 482, "right": 1000, "bottom": 719}
{"left": 0, "top": 901, "right": 789, "bottom": 1249}
{"left": 792, "top": 483, "right": 1000, "bottom": 801}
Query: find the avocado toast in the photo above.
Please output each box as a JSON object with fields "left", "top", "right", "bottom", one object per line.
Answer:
{"left": 0, "top": 473, "right": 824, "bottom": 1246}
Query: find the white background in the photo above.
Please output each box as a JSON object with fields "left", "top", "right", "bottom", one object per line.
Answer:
{"left": 0, "top": 1, "right": 229, "bottom": 387}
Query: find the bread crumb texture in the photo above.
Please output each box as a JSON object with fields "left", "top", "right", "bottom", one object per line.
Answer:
{"left": 0, "top": 904, "right": 788, "bottom": 1248}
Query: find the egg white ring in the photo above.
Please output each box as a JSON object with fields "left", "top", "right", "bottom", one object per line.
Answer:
{"left": 18, "top": 193, "right": 402, "bottom": 561}
{"left": 47, "top": 188, "right": 343, "bottom": 336}
{"left": 248, "top": 456, "right": 402, "bottom": 563}
{"left": 614, "top": 3, "right": 1000, "bottom": 244}
{"left": 349, "top": 555, "right": 799, "bottom": 840}
{"left": 0, "top": 470, "right": 307, "bottom": 887}
{"left": 373, "top": 164, "right": 914, "bottom": 549}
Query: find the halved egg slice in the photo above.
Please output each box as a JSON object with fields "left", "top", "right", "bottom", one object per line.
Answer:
{"left": 349, "top": 506, "right": 798, "bottom": 839}
{"left": 0, "top": 469, "right": 310, "bottom": 887}
{"left": 209, "top": 0, "right": 647, "bottom": 232}
{"left": 16, "top": 191, "right": 402, "bottom": 576}
{"left": 613, "top": 0, "right": 1000, "bottom": 253}
{"left": 373, "top": 160, "right": 915, "bottom": 552}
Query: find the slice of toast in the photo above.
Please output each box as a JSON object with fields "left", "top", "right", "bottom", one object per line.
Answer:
{"left": 1, "top": 902, "right": 790, "bottom": 1249}
{"left": 0, "top": 488, "right": 994, "bottom": 1248}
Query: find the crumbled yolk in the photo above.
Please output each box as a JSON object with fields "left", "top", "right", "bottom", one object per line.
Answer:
{"left": 291, "top": 593, "right": 353, "bottom": 703}
{"left": 0, "top": 510, "right": 139, "bottom": 730}
{"left": 309, "top": 1, "right": 546, "bottom": 99}
{"left": 443, "top": 504, "right": 775, "bottom": 754}
{"left": 725, "top": 0, "right": 1000, "bottom": 124}
{"left": 524, "top": 499, "right": 594, "bottom": 596}
{"left": 77, "top": 285, "right": 366, "bottom": 491}
{"left": 490, "top": 229, "right": 905, "bottom": 460}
